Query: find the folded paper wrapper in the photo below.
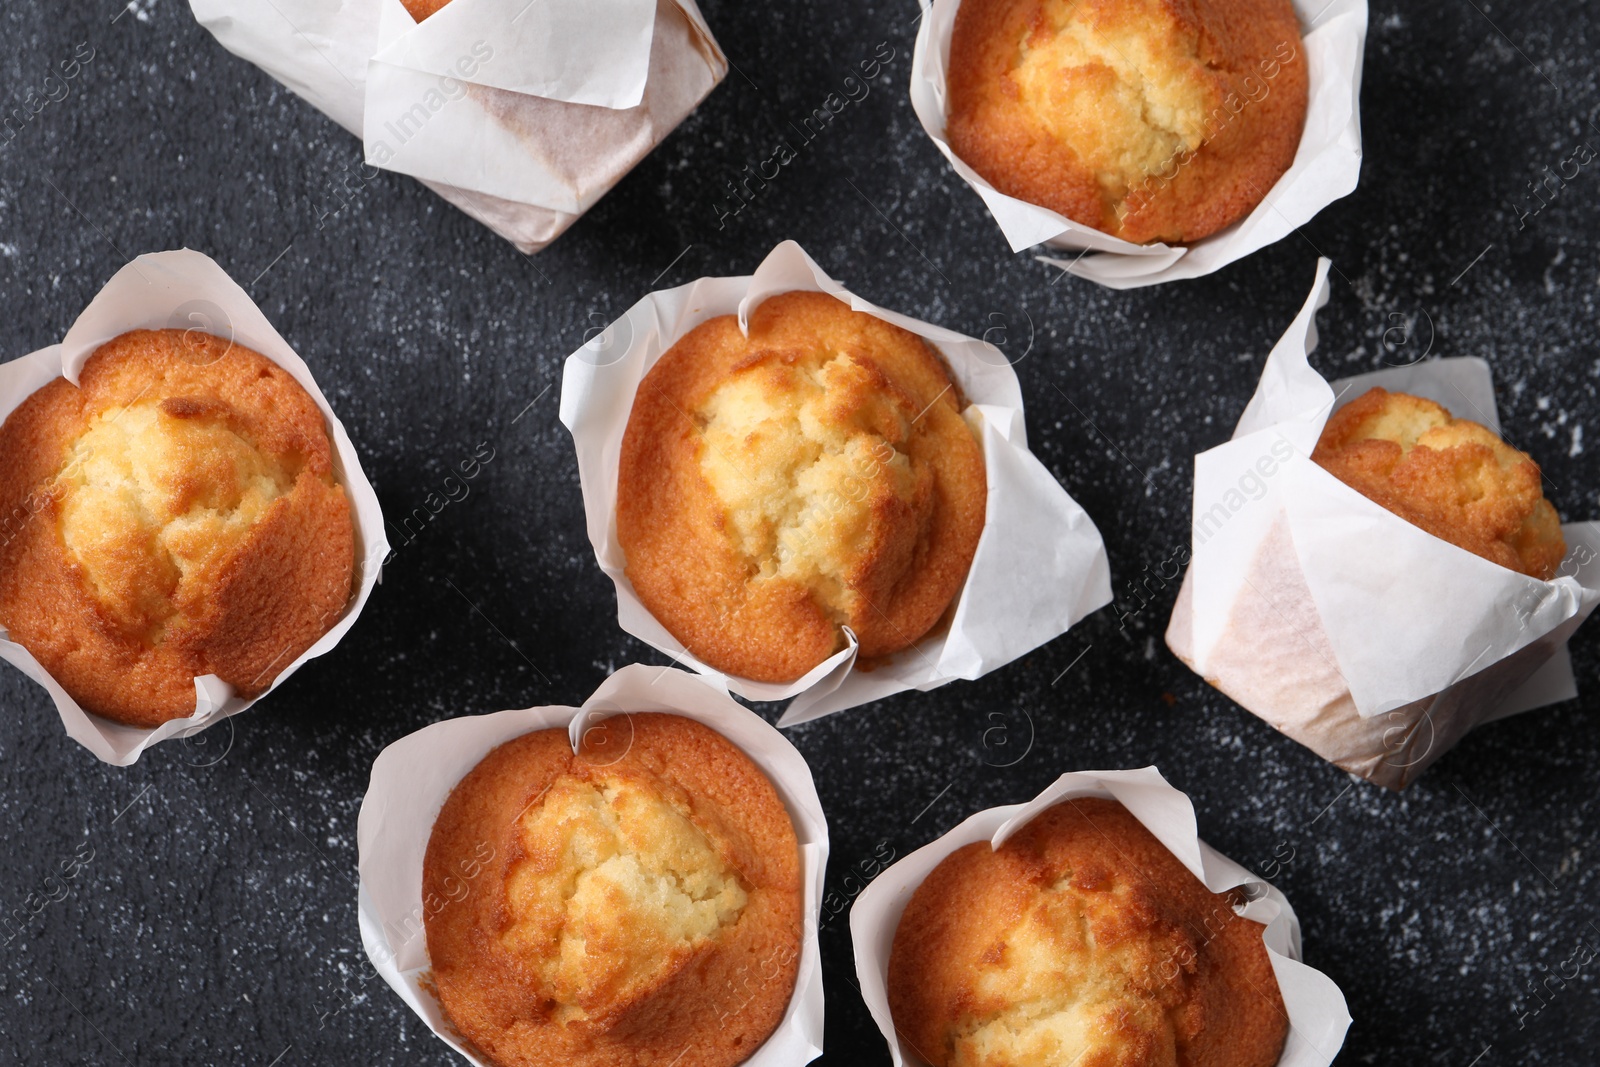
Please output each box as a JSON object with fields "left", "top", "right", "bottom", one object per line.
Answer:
{"left": 188, "top": 0, "right": 726, "bottom": 254}
{"left": 850, "top": 767, "right": 1352, "bottom": 1067}
{"left": 355, "top": 663, "right": 828, "bottom": 1067}
{"left": 558, "top": 239, "right": 1112, "bottom": 725}
{"left": 1166, "top": 259, "right": 1600, "bottom": 789}
{"left": 909, "top": 0, "right": 1368, "bottom": 288}
{"left": 0, "top": 249, "right": 389, "bottom": 766}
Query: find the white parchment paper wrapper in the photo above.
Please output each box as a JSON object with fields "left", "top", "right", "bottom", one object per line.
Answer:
{"left": 0, "top": 249, "right": 388, "bottom": 766}
{"left": 851, "top": 767, "right": 1351, "bottom": 1066}
{"left": 1166, "top": 259, "right": 1600, "bottom": 788}
{"left": 909, "top": 0, "right": 1367, "bottom": 289}
{"left": 356, "top": 663, "right": 828, "bottom": 1067}
{"left": 188, "top": 0, "right": 725, "bottom": 254}
{"left": 559, "top": 240, "right": 1111, "bottom": 725}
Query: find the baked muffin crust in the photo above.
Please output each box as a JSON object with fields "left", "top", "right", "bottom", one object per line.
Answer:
{"left": 617, "top": 291, "right": 987, "bottom": 684}
{"left": 946, "top": 0, "right": 1308, "bottom": 244}
{"left": 888, "top": 798, "right": 1288, "bottom": 1067}
{"left": 0, "top": 329, "right": 355, "bottom": 726}
{"left": 423, "top": 713, "right": 802, "bottom": 1067}
{"left": 1313, "top": 388, "right": 1566, "bottom": 579}
{"left": 400, "top": 0, "right": 450, "bottom": 19}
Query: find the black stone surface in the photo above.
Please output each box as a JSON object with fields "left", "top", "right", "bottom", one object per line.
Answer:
{"left": 1, "top": 0, "right": 1598, "bottom": 1063}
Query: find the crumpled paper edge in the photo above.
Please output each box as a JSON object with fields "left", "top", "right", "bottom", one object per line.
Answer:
{"left": 369, "top": 0, "right": 657, "bottom": 110}
{"left": 186, "top": 0, "right": 726, "bottom": 252}
{"left": 1179, "top": 258, "right": 1600, "bottom": 719}
{"left": 0, "top": 248, "right": 388, "bottom": 766}
{"left": 909, "top": 0, "right": 1368, "bottom": 288}
{"left": 557, "top": 239, "right": 1111, "bottom": 724}
{"left": 355, "top": 663, "right": 828, "bottom": 1067}
{"left": 850, "top": 767, "right": 1352, "bottom": 1067}
{"left": 361, "top": 0, "right": 714, "bottom": 212}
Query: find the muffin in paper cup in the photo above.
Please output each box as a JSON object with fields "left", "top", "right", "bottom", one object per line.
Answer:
{"left": 188, "top": 0, "right": 726, "bottom": 254}
{"left": 558, "top": 239, "right": 1111, "bottom": 725}
{"left": 0, "top": 249, "right": 387, "bottom": 766}
{"left": 355, "top": 663, "right": 828, "bottom": 1067}
{"left": 908, "top": 0, "right": 1367, "bottom": 289}
{"left": 850, "top": 767, "right": 1352, "bottom": 1066}
{"left": 1166, "top": 259, "right": 1600, "bottom": 789}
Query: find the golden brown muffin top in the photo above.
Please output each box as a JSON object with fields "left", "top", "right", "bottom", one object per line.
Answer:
{"left": 1313, "top": 387, "right": 1566, "bottom": 579}
{"left": 946, "top": 0, "right": 1308, "bottom": 244}
{"left": 400, "top": 0, "right": 451, "bottom": 21}
{"left": 617, "top": 291, "right": 987, "bottom": 684}
{"left": 888, "top": 798, "right": 1288, "bottom": 1067}
{"left": 0, "top": 329, "right": 355, "bottom": 727}
{"left": 423, "top": 714, "right": 802, "bottom": 1067}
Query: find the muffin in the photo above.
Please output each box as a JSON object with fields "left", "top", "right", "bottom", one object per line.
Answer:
{"left": 399, "top": 0, "right": 449, "bottom": 20}
{"left": 0, "top": 328, "right": 355, "bottom": 727}
{"left": 887, "top": 797, "right": 1288, "bottom": 1067}
{"left": 616, "top": 290, "right": 987, "bottom": 684}
{"left": 422, "top": 713, "right": 802, "bottom": 1067}
{"left": 1313, "top": 388, "right": 1566, "bottom": 579}
{"left": 946, "top": 0, "right": 1309, "bottom": 244}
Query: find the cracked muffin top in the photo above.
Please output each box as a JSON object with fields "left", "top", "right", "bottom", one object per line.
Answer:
{"left": 888, "top": 797, "right": 1288, "bottom": 1067}
{"left": 946, "top": 0, "right": 1308, "bottom": 244}
{"left": 423, "top": 713, "right": 802, "bottom": 1067}
{"left": 616, "top": 290, "right": 987, "bottom": 683}
{"left": 0, "top": 328, "right": 355, "bottom": 727}
{"left": 1313, "top": 387, "right": 1566, "bottom": 579}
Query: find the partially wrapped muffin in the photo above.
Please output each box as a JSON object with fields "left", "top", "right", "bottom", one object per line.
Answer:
{"left": 422, "top": 712, "right": 802, "bottom": 1067}
{"left": 946, "top": 0, "right": 1309, "bottom": 244}
{"left": 1166, "top": 261, "right": 1600, "bottom": 789}
{"left": 1312, "top": 387, "right": 1565, "bottom": 579}
{"left": 0, "top": 329, "right": 355, "bottom": 727}
{"left": 190, "top": 0, "right": 726, "bottom": 255}
{"left": 617, "top": 291, "right": 987, "bottom": 684}
{"left": 887, "top": 797, "right": 1288, "bottom": 1067}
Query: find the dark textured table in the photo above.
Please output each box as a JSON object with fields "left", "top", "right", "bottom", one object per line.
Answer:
{"left": 2, "top": 0, "right": 1597, "bottom": 1063}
